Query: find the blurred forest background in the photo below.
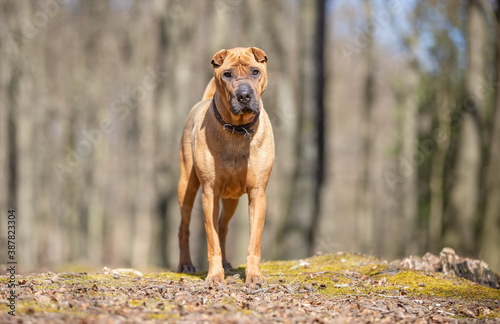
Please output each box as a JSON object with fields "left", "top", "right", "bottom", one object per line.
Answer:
{"left": 1, "top": 0, "right": 500, "bottom": 274}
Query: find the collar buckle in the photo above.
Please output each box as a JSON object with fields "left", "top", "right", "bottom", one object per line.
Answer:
{"left": 212, "top": 96, "right": 260, "bottom": 140}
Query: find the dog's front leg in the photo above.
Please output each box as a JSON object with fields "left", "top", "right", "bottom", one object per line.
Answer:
{"left": 202, "top": 187, "right": 225, "bottom": 285}
{"left": 245, "top": 188, "right": 267, "bottom": 287}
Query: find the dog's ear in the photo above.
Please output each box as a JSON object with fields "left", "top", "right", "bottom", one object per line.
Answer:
{"left": 251, "top": 47, "right": 268, "bottom": 63}
{"left": 211, "top": 49, "right": 228, "bottom": 68}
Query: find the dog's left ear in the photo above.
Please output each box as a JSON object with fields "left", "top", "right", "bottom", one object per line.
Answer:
{"left": 251, "top": 47, "right": 268, "bottom": 63}
{"left": 211, "top": 49, "right": 228, "bottom": 68}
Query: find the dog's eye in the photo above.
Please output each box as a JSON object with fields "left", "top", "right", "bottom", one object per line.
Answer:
{"left": 252, "top": 69, "right": 260, "bottom": 76}
{"left": 223, "top": 71, "right": 232, "bottom": 78}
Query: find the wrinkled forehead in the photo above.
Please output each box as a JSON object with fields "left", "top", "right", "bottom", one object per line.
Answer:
{"left": 223, "top": 49, "right": 260, "bottom": 69}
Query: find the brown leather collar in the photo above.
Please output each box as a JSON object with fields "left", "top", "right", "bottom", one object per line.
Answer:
{"left": 211, "top": 96, "right": 260, "bottom": 140}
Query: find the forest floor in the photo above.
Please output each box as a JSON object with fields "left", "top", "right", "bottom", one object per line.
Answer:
{"left": 1, "top": 253, "right": 499, "bottom": 323}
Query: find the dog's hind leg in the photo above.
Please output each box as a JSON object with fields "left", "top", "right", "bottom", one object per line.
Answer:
{"left": 219, "top": 198, "right": 239, "bottom": 271}
{"left": 177, "top": 150, "right": 200, "bottom": 274}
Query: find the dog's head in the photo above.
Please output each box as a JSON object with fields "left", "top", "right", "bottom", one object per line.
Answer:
{"left": 211, "top": 47, "right": 268, "bottom": 116}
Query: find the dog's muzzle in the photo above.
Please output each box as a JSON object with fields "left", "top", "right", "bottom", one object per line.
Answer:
{"left": 231, "top": 83, "right": 259, "bottom": 115}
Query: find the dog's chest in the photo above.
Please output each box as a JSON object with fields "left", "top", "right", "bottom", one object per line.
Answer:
{"left": 217, "top": 150, "right": 251, "bottom": 198}
{"left": 221, "top": 150, "right": 248, "bottom": 167}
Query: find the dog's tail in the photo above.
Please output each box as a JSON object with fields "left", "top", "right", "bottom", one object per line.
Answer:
{"left": 201, "top": 77, "right": 216, "bottom": 101}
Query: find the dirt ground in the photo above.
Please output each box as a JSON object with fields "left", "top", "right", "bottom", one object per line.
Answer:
{"left": 1, "top": 253, "right": 499, "bottom": 323}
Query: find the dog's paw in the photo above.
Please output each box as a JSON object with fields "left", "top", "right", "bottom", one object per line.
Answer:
{"left": 222, "top": 261, "right": 233, "bottom": 272}
{"left": 177, "top": 263, "right": 196, "bottom": 274}
{"left": 245, "top": 272, "right": 266, "bottom": 288}
{"left": 205, "top": 272, "right": 225, "bottom": 287}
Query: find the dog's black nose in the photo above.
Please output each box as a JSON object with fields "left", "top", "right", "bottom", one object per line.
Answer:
{"left": 236, "top": 85, "right": 253, "bottom": 104}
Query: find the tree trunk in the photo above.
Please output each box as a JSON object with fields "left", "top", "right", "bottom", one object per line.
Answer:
{"left": 429, "top": 91, "right": 451, "bottom": 252}
{"left": 275, "top": 0, "right": 318, "bottom": 260}
{"left": 307, "top": 0, "right": 327, "bottom": 256}
{"left": 481, "top": 1, "right": 500, "bottom": 272}
{"left": 356, "top": 0, "right": 375, "bottom": 251}
{"left": 447, "top": 0, "right": 485, "bottom": 254}
{"left": 401, "top": 71, "right": 418, "bottom": 256}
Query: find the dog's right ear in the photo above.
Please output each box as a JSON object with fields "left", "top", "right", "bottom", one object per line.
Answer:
{"left": 211, "top": 49, "right": 227, "bottom": 68}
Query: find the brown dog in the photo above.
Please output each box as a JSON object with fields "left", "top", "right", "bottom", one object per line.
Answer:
{"left": 177, "top": 47, "right": 274, "bottom": 287}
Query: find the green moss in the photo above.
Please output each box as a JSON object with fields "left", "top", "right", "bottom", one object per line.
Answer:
{"left": 129, "top": 299, "right": 146, "bottom": 308}
{"left": 145, "top": 271, "right": 204, "bottom": 281}
{"left": 311, "top": 253, "right": 379, "bottom": 270}
{"left": 260, "top": 253, "right": 500, "bottom": 303}
{"left": 146, "top": 313, "right": 168, "bottom": 320}
{"left": 15, "top": 299, "right": 86, "bottom": 317}
{"left": 56, "top": 264, "right": 98, "bottom": 273}
{"left": 16, "top": 300, "right": 52, "bottom": 314}
{"left": 358, "top": 264, "right": 389, "bottom": 276}
{"left": 220, "top": 297, "right": 238, "bottom": 306}
{"left": 0, "top": 303, "right": 9, "bottom": 312}
{"left": 385, "top": 271, "right": 500, "bottom": 300}
{"left": 261, "top": 260, "right": 303, "bottom": 284}
{"left": 485, "top": 308, "right": 500, "bottom": 319}
{"left": 32, "top": 283, "right": 60, "bottom": 291}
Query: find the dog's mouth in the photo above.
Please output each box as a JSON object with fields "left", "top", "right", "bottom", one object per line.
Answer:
{"left": 230, "top": 106, "right": 259, "bottom": 116}
{"left": 230, "top": 99, "right": 260, "bottom": 116}
{"left": 241, "top": 107, "right": 257, "bottom": 115}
